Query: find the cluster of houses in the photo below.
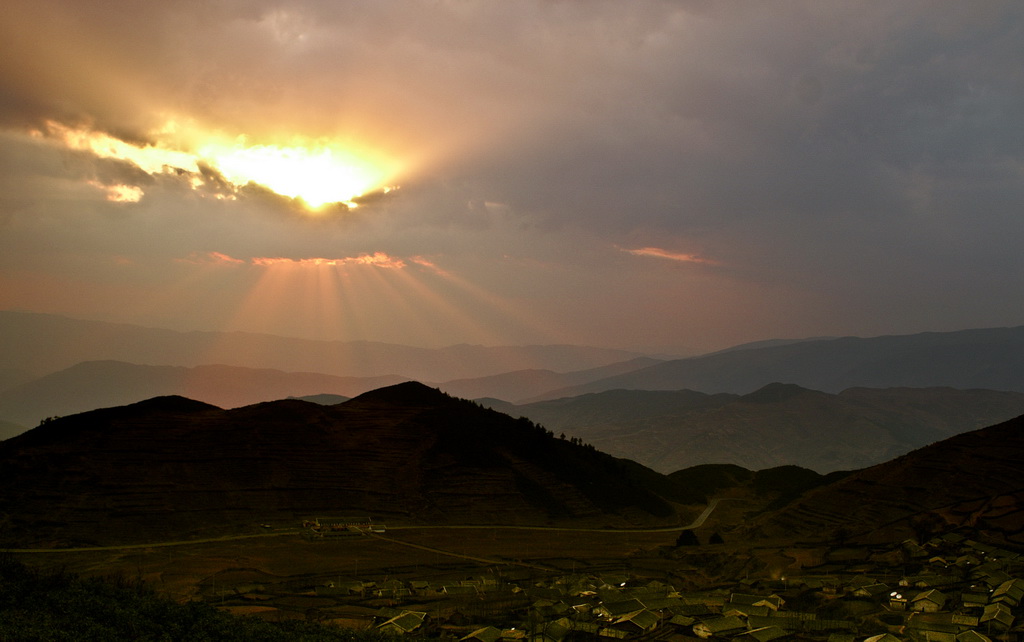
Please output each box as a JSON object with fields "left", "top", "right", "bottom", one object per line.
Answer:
{"left": 330, "top": 533, "right": 1024, "bottom": 641}
{"left": 210, "top": 531, "right": 1023, "bottom": 640}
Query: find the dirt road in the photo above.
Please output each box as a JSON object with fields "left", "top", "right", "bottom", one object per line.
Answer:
{"left": 1, "top": 499, "right": 728, "bottom": 554}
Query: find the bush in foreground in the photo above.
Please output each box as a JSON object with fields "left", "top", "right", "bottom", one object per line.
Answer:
{"left": 0, "top": 556, "right": 400, "bottom": 642}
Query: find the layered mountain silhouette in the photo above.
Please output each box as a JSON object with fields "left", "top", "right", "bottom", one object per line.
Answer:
{"left": 0, "top": 382, "right": 678, "bottom": 547}
{"left": 0, "top": 360, "right": 405, "bottom": 427}
{"left": 532, "top": 325, "right": 1024, "bottom": 399}
{"left": 490, "top": 384, "right": 1024, "bottom": 473}
{"left": 745, "top": 413, "right": 1024, "bottom": 547}
{"left": 0, "top": 357, "right": 663, "bottom": 431}
{"left": 0, "top": 311, "right": 644, "bottom": 383}
{"left": 433, "top": 357, "right": 663, "bottom": 403}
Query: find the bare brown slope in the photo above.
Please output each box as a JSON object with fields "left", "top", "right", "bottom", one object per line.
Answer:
{"left": 743, "top": 413, "right": 1024, "bottom": 546}
{"left": 0, "top": 383, "right": 678, "bottom": 547}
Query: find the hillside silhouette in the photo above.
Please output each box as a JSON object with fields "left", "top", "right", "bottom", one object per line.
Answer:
{"left": 0, "top": 360, "right": 405, "bottom": 427}
{"left": 744, "top": 412, "right": 1024, "bottom": 546}
{"left": 0, "top": 383, "right": 678, "bottom": 547}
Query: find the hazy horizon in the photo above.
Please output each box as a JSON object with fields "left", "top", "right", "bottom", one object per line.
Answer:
{"left": 3, "top": 2, "right": 1023, "bottom": 355}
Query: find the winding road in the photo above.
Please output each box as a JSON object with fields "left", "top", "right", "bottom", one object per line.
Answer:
{"left": 0, "top": 498, "right": 730, "bottom": 554}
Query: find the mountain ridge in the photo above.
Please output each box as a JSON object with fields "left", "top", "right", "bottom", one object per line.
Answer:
{"left": 494, "top": 384, "right": 1024, "bottom": 473}
{"left": 0, "top": 310, "right": 645, "bottom": 383}
{"left": 530, "top": 325, "right": 1024, "bottom": 399}
{"left": 0, "top": 360, "right": 408, "bottom": 427}
{"left": 0, "top": 382, "right": 681, "bottom": 547}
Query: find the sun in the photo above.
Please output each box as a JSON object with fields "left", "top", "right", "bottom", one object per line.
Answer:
{"left": 41, "top": 118, "right": 398, "bottom": 210}
{"left": 196, "top": 138, "right": 389, "bottom": 209}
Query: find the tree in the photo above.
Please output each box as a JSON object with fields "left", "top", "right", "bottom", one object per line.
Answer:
{"left": 675, "top": 530, "right": 699, "bottom": 547}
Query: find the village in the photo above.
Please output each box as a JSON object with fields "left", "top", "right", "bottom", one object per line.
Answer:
{"left": 206, "top": 531, "right": 1024, "bottom": 641}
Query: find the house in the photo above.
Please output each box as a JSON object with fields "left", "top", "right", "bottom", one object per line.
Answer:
{"left": 737, "top": 626, "right": 788, "bottom": 642}
{"left": 888, "top": 590, "right": 908, "bottom": 611}
{"left": 462, "top": 626, "right": 503, "bottom": 642}
{"left": 972, "top": 568, "right": 1010, "bottom": 588}
{"left": 730, "top": 593, "right": 784, "bottom": 610}
{"left": 377, "top": 610, "right": 427, "bottom": 635}
{"left": 724, "top": 603, "right": 771, "bottom": 618}
{"left": 596, "top": 598, "right": 646, "bottom": 619}
{"left": 980, "top": 603, "right": 1014, "bottom": 631}
{"left": 613, "top": 609, "right": 660, "bottom": 636}
{"left": 901, "top": 539, "right": 929, "bottom": 558}
{"left": 692, "top": 615, "right": 746, "bottom": 639}
{"left": 669, "top": 614, "right": 696, "bottom": 629}
{"left": 376, "top": 579, "right": 410, "bottom": 598}
{"left": 852, "top": 583, "right": 891, "bottom": 600}
{"left": 905, "top": 613, "right": 965, "bottom": 640}
{"left": 912, "top": 589, "right": 947, "bottom": 613}
{"left": 991, "top": 578, "right": 1024, "bottom": 607}
{"left": 959, "top": 590, "right": 990, "bottom": 609}
{"left": 537, "top": 618, "right": 572, "bottom": 642}
{"left": 681, "top": 591, "right": 728, "bottom": 608}
{"left": 955, "top": 631, "right": 992, "bottom": 642}
{"left": 315, "top": 580, "right": 366, "bottom": 596}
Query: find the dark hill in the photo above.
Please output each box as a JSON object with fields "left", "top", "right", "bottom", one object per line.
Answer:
{"left": 667, "top": 463, "right": 848, "bottom": 510}
{"left": 0, "top": 360, "right": 406, "bottom": 428}
{"left": 0, "top": 383, "right": 679, "bottom": 547}
{"left": 743, "top": 413, "right": 1024, "bottom": 547}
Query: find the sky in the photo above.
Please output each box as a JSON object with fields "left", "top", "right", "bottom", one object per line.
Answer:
{"left": 1, "top": 1, "right": 1022, "bottom": 356}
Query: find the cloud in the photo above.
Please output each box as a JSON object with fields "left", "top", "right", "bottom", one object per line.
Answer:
{"left": 252, "top": 252, "right": 406, "bottom": 269}
{"left": 3, "top": 1, "right": 1024, "bottom": 352}
{"left": 86, "top": 180, "right": 143, "bottom": 203}
{"left": 182, "top": 251, "right": 409, "bottom": 270}
{"left": 178, "top": 251, "right": 246, "bottom": 266}
{"left": 621, "top": 247, "right": 720, "bottom": 266}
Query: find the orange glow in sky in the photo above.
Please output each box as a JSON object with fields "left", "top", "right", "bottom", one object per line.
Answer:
{"left": 87, "top": 180, "right": 144, "bottom": 203}
{"left": 41, "top": 120, "right": 398, "bottom": 210}
{"left": 196, "top": 139, "right": 393, "bottom": 209}
{"left": 622, "top": 246, "right": 720, "bottom": 265}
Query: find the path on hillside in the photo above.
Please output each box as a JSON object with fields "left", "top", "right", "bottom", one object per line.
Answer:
{"left": 367, "top": 532, "right": 549, "bottom": 570}
{"left": 386, "top": 497, "right": 730, "bottom": 533}
{"left": 0, "top": 499, "right": 729, "bottom": 554}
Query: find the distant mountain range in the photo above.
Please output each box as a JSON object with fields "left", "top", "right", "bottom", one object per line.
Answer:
{"left": 487, "top": 384, "right": 1024, "bottom": 473}
{"left": 431, "top": 356, "right": 663, "bottom": 402}
{"left": 530, "top": 325, "right": 1024, "bottom": 399}
{"left": 0, "top": 310, "right": 645, "bottom": 384}
{"left": 0, "top": 382, "right": 679, "bottom": 547}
